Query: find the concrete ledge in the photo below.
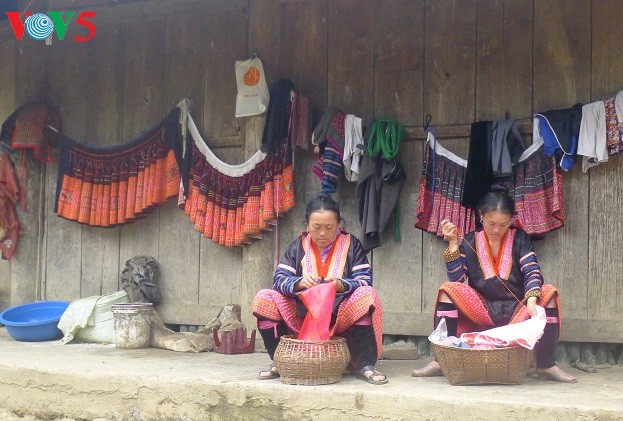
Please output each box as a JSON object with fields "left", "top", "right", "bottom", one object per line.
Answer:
{"left": 0, "top": 329, "right": 622, "bottom": 420}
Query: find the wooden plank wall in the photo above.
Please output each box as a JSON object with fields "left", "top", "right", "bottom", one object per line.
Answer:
{"left": 1, "top": 0, "right": 623, "bottom": 342}
{"left": 0, "top": 38, "right": 16, "bottom": 311}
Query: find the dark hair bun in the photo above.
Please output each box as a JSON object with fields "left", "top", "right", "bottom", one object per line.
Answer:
{"left": 477, "top": 182, "right": 515, "bottom": 216}
{"left": 490, "top": 182, "right": 509, "bottom": 194}
{"left": 305, "top": 192, "right": 341, "bottom": 223}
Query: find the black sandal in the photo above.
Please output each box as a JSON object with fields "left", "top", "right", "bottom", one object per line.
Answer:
{"left": 355, "top": 365, "right": 388, "bottom": 385}
{"left": 257, "top": 363, "right": 280, "bottom": 380}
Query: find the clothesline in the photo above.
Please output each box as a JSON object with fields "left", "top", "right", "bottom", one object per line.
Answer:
{"left": 403, "top": 121, "right": 533, "bottom": 141}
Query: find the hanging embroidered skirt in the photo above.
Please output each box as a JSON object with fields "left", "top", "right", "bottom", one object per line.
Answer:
{"left": 604, "top": 94, "right": 623, "bottom": 155}
{"left": 414, "top": 132, "right": 476, "bottom": 238}
{"left": 180, "top": 113, "right": 295, "bottom": 247}
{"left": 414, "top": 135, "right": 564, "bottom": 239}
{"left": 511, "top": 138, "right": 564, "bottom": 237}
{"left": 54, "top": 109, "right": 185, "bottom": 227}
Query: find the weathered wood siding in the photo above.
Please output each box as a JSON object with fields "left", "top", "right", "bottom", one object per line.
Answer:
{"left": 1, "top": 0, "right": 622, "bottom": 342}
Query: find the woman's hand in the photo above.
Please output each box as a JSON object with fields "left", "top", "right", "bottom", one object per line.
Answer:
{"left": 294, "top": 274, "right": 321, "bottom": 292}
{"left": 440, "top": 219, "right": 459, "bottom": 246}
{"left": 526, "top": 296, "right": 538, "bottom": 317}
{"left": 324, "top": 277, "right": 345, "bottom": 293}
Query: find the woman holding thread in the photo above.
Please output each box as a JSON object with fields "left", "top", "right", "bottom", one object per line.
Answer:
{"left": 412, "top": 188, "right": 576, "bottom": 383}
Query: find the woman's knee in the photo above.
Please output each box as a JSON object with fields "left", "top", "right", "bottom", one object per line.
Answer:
{"left": 545, "top": 300, "right": 557, "bottom": 308}
{"left": 541, "top": 284, "right": 559, "bottom": 308}
{"left": 438, "top": 291, "right": 452, "bottom": 303}
{"left": 254, "top": 288, "right": 277, "bottom": 299}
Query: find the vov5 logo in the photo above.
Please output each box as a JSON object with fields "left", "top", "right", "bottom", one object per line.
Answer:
{"left": 5, "top": 11, "right": 96, "bottom": 42}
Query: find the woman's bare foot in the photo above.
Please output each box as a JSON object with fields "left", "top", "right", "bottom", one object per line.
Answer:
{"left": 411, "top": 360, "right": 443, "bottom": 377}
{"left": 537, "top": 365, "right": 577, "bottom": 383}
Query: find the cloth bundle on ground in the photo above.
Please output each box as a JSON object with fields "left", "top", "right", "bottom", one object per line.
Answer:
{"left": 149, "top": 311, "right": 215, "bottom": 353}
{"left": 415, "top": 134, "right": 564, "bottom": 239}
{"left": 58, "top": 290, "right": 131, "bottom": 344}
{"left": 0, "top": 152, "right": 21, "bottom": 260}
{"left": 179, "top": 112, "right": 295, "bottom": 247}
{"left": 150, "top": 305, "right": 246, "bottom": 353}
{"left": 54, "top": 108, "right": 188, "bottom": 227}
{"left": 120, "top": 255, "right": 161, "bottom": 305}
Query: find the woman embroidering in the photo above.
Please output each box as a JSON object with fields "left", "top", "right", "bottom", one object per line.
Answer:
{"left": 252, "top": 193, "right": 387, "bottom": 385}
{"left": 412, "top": 188, "right": 577, "bottom": 383}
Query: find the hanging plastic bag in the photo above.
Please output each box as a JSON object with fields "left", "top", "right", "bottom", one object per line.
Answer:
{"left": 428, "top": 317, "right": 448, "bottom": 343}
{"left": 235, "top": 56, "right": 270, "bottom": 117}
{"left": 428, "top": 318, "right": 462, "bottom": 346}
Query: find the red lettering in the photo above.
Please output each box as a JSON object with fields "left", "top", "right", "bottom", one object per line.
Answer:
{"left": 5, "top": 11, "right": 33, "bottom": 40}
{"left": 73, "top": 11, "right": 96, "bottom": 43}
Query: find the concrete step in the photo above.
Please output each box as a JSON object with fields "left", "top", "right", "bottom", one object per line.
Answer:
{"left": 0, "top": 328, "right": 621, "bottom": 420}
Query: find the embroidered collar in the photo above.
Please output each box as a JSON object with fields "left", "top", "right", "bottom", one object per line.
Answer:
{"left": 475, "top": 229, "right": 515, "bottom": 280}
{"left": 302, "top": 228, "right": 346, "bottom": 263}
{"left": 302, "top": 229, "right": 351, "bottom": 280}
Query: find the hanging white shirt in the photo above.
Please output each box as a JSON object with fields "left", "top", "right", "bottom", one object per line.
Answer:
{"left": 577, "top": 101, "right": 608, "bottom": 173}
{"left": 343, "top": 114, "right": 364, "bottom": 182}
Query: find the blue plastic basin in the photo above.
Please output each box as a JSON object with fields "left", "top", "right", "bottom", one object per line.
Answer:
{"left": 0, "top": 301, "right": 70, "bottom": 342}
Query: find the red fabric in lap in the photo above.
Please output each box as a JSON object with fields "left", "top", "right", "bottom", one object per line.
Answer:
{"left": 298, "top": 282, "right": 336, "bottom": 340}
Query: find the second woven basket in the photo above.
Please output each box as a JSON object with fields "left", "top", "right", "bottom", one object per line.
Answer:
{"left": 433, "top": 343, "right": 533, "bottom": 385}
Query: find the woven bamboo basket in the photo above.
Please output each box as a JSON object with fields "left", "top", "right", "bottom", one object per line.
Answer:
{"left": 273, "top": 335, "right": 350, "bottom": 385}
{"left": 432, "top": 343, "right": 533, "bottom": 385}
